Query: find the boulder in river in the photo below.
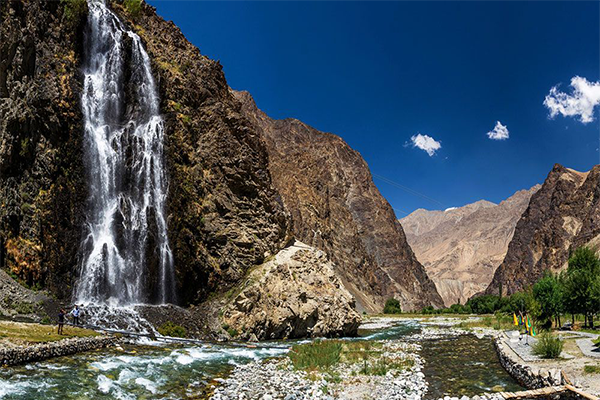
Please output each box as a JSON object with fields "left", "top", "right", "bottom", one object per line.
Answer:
{"left": 221, "top": 241, "right": 361, "bottom": 340}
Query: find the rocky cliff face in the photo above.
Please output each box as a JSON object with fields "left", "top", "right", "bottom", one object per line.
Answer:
{"left": 1, "top": 0, "right": 442, "bottom": 320}
{"left": 222, "top": 241, "right": 361, "bottom": 340}
{"left": 0, "top": 0, "right": 289, "bottom": 305}
{"left": 401, "top": 187, "right": 539, "bottom": 306}
{"left": 234, "top": 91, "right": 443, "bottom": 312}
{"left": 486, "top": 164, "right": 600, "bottom": 296}
{"left": 0, "top": 1, "right": 87, "bottom": 295}
{"left": 109, "top": 1, "right": 291, "bottom": 306}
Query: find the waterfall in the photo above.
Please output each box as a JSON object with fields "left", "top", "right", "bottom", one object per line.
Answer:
{"left": 75, "top": 0, "right": 175, "bottom": 308}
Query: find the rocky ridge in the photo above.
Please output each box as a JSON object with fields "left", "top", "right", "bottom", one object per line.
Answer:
{"left": 486, "top": 164, "right": 600, "bottom": 296}
{"left": 235, "top": 90, "right": 443, "bottom": 312}
{"left": 400, "top": 187, "right": 539, "bottom": 305}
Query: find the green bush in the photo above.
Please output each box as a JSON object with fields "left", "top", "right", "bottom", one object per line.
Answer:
{"left": 13, "top": 302, "right": 34, "bottom": 315}
{"left": 288, "top": 340, "right": 342, "bottom": 370}
{"left": 123, "top": 0, "right": 142, "bottom": 19}
{"left": 157, "top": 322, "right": 186, "bottom": 338}
{"left": 61, "top": 0, "right": 87, "bottom": 28}
{"left": 226, "top": 327, "right": 238, "bottom": 338}
{"left": 533, "top": 333, "right": 564, "bottom": 359}
{"left": 383, "top": 298, "right": 402, "bottom": 314}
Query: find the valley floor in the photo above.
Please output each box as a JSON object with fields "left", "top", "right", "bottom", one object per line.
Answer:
{"left": 1, "top": 315, "right": 599, "bottom": 400}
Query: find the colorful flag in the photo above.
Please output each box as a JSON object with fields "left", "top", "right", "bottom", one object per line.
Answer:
{"left": 513, "top": 313, "right": 518, "bottom": 326}
{"left": 531, "top": 326, "right": 536, "bottom": 337}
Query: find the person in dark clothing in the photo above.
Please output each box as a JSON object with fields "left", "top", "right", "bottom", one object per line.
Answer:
{"left": 57, "top": 309, "right": 65, "bottom": 335}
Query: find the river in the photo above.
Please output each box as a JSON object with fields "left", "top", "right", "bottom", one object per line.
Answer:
{"left": 0, "top": 319, "right": 522, "bottom": 399}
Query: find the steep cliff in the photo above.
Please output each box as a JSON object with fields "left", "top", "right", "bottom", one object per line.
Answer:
{"left": 485, "top": 164, "right": 600, "bottom": 296}
{"left": 0, "top": 0, "right": 290, "bottom": 305}
{"left": 0, "top": 0, "right": 87, "bottom": 295}
{"left": 102, "top": 1, "right": 292, "bottom": 306}
{"left": 1, "top": 0, "right": 442, "bottom": 316}
{"left": 234, "top": 91, "right": 443, "bottom": 312}
{"left": 401, "top": 187, "right": 539, "bottom": 306}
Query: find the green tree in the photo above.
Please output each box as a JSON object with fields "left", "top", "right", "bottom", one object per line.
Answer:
{"left": 532, "top": 272, "right": 563, "bottom": 329}
{"left": 383, "top": 298, "right": 402, "bottom": 314}
{"left": 466, "top": 295, "right": 499, "bottom": 314}
{"left": 563, "top": 247, "right": 600, "bottom": 328}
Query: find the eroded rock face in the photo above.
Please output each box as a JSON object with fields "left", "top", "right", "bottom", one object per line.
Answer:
{"left": 222, "top": 241, "right": 361, "bottom": 340}
{"left": 485, "top": 164, "right": 600, "bottom": 296}
{"left": 100, "top": 2, "right": 291, "bottom": 306}
{"left": 401, "top": 187, "right": 539, "bottom": 306}
{"left": 0, "top": 1, "right": 87, "bottom": 294}
{"left": 1, "top": 0, "right": 444, "bottom": 319}
{"left": 234, "top": 91, "right": 443, "bottom": 312}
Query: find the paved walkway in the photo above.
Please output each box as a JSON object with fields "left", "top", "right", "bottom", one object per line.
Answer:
{"left": 562, "top": 331, "right": 600, "bottom": 359}
{"left": 503, "top": 330, "right": 575, "bottom": 361}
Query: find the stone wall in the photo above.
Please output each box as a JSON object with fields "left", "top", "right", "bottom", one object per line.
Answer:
{"left": 0, "top": 335, "right": 119, "bottom": 366}
{"left": 494, "top": 338, "right": 565, "bottom": 389}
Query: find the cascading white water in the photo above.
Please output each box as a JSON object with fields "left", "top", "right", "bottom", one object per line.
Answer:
{"left": 75, "top": 0, "right": 175, "bottom": 309}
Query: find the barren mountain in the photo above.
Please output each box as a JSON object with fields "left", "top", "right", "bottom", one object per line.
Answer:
{"left": 486, "top": 164, "right": 600, "bottom": 296}
{"left": 401, "top": 186, "right": 539, "bottom": 306}
{"left": 235, "top": 90, "right": 443, "bottom": 312}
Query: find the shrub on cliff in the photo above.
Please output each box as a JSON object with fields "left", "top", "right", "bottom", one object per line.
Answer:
{"left": 383, "top": 298, "right": 402, "bottom": 314}
{"left": 61, "top": 0, "right": 87, "bottom": 29}
{"left": 533, "top": 333, "right": 564, "bottom": 359}
{"left": 157, "top": 322, "right": 186, "bottom": 338}
{"left": 123, "top": 0, "right": 142, "bottom": 19}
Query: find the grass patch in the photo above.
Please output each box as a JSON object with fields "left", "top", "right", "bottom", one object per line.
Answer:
{"left": 359, "top": 356, "right": 414, "bottom": 376}
{"left": 532, "top": 332, "right": 564, "bottom": 359}
{"left": 584, "top": 364, "right": 600, "bottom": 374}
{"left": 455, "top": 314, "right": 515, "bottom": 331}
{"left": 289, "top": 340, "right": 342, "bottom": 370}
{"left": 0, "top": 321, "right": 98, "bottom": 343}
{"left": 157, "top": 322, "right": 186, "bottom": 338}
{"left": 288, "top": 339, "right": 414, "bottom": 378}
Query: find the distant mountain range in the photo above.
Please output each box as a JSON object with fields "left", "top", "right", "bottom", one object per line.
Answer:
{"left": 400, "top": 186, "right": 540, "bottom": 306}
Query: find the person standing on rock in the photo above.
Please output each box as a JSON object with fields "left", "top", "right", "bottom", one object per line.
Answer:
{"left": 57, "top": 309, "right": 66, "bottom": 335}
{"left": 71, "top": 305, "right": 81, "bottom": 326}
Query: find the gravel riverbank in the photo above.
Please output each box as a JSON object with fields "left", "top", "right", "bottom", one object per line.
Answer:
{"left": 210, "top": 322, "right": 509, "bottom": 400}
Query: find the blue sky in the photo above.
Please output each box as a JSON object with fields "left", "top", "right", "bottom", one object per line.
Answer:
{"left": 147, "top": 1, "right": 600, "bottom": 216}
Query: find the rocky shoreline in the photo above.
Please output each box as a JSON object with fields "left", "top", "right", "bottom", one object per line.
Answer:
{"left": 211, "top": 341, "right": 427, "bottom": 400}
{"left": 0, "top": 335, "right": 120, "bottom": 367}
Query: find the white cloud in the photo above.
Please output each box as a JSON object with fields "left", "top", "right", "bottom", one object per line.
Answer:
{"left": 487, "top": 121, "right": 509, "bottom": 140}
{"left": 543, "top": 76, "right": 600, "bottom": 124}
{"left": 410, "top": 133, "right": 441, "bottom": 156}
